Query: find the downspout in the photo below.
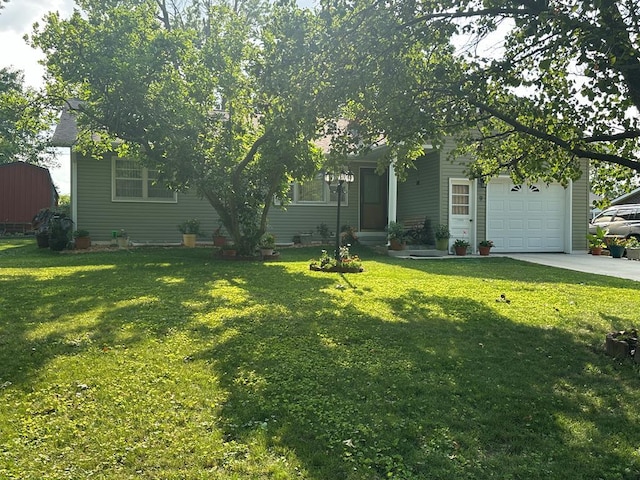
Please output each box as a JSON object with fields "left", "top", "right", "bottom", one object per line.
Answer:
{"left": 70, "top": 149, "right": 77, "bottom": 226}
{"left": 566, "top": 179, "right": 573, "bottom": 253}
{"left": 387, "top": 162, "right": 398, "bottom": 233}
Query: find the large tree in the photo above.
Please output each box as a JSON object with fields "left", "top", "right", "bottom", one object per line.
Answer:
{"left": 31, "top": 0, "right": 339, "bottom": 252}
{"left": 319, "top": 0, "right": 640, "bottom": 190}
{"left": 0, "top": 67, "right": 56, "bottom": 165}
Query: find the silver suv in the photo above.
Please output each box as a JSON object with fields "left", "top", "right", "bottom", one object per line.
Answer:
{"left": 589, "top": 204, "right": 640, "bottom": 239}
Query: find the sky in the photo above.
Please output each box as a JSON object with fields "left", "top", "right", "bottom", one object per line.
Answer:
{"left": 0, "top": 0, "right": 475, "bottom": 198}
{"left": 0, "top": 0, "right": 319, "bottom": 196}
{"left": 0, "top": 0, "right": 75, "bottom": 194}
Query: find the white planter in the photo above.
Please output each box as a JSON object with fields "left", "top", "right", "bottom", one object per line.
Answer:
{"left": 182, "top": 233, "right": 197, "bottom": 247}
{"left": 627, "top": 248, "right": 640, "bottom": 260}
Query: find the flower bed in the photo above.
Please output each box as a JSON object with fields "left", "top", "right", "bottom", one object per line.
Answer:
{"left": 309, "top": 247, "right": 364, "bottom": 273}
{"left": 309, "top": 263, "right": 364, "bottom": 273}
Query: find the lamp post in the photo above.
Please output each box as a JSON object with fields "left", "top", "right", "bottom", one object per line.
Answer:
{"left": 324, "top": 170, "right": 355, "bottom": 261}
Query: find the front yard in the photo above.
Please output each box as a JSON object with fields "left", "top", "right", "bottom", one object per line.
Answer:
{"left": 1, "top": 239, "right": 639, "bottom": 479}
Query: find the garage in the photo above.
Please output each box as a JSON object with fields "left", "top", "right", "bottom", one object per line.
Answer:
{"left": 486, "top": 178, "right": 567, "bottom": 253}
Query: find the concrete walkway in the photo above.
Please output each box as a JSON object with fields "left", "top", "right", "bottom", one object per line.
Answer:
{"left": 398, "top": 250, "right": 640, "bottom": 282}
{"left": 499, "top": 253, "right": 640, "bottom": 282}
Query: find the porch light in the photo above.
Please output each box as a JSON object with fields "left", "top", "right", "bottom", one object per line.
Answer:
{"left": 324, "top": 170, "right": 355, "bottom": 262}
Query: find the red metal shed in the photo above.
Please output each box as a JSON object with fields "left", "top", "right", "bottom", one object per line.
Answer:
{"left": 0, "top": 162, "right": 59, "bottom": 233}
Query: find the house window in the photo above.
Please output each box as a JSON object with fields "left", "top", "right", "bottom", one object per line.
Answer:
{"left": 511, "top": 184, "right": 541, "bottom": 193}
{"left": 289, "top": 173, "right": 349, "bottom": 205}
{"left": 451, "top": 184, "right": 469, "bottom": 215}
{"left": 112, "top": 158, "right": 177, "bottom": 202}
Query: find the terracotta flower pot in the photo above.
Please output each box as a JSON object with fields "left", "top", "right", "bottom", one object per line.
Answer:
{"left": 222, "top": 249, "right": 237, "bottom": 258}
{"left": 75, "top": 236, "right": 91, "bottom": 249}
{"left": 389, "top": 238, "right": 405, "bottom": 251}
{"left": 478, "top": 246, "right": 491, "bottom": 256}
{"left": 454, "top": 246, "right": 467, "bottom": 256}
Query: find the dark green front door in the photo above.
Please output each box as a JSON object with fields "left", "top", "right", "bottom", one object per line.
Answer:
{"left": 360, "top": 168, "right": 388, "bottom": 231}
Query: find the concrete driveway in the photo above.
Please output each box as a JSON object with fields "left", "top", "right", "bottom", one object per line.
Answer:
{"left": 500, "top": 253, "right": 640, "bottom": 282}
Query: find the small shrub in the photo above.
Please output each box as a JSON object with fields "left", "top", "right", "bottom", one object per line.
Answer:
{"left": 316, "top": 223, "right": 332, "bottom": 243}
{"left": 178, "top": 219, "right": 201, "bottom": 235}
{"left": 340, "top": 225, "right": 358, "bottom": 245}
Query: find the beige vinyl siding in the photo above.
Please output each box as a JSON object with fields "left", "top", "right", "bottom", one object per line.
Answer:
{"left": 396, "top": 151, "right": 440, "bottom": 227}
{"left": 571, "top": 159, "right": 589, "bottom": 251}
{"left": 476, "top": 184, "right": 487, "bottom": 245}
{"left": 267, "top": 174, "right": 360, "bottom": 243}
{"left": 77, "top": 153, "right": 362, "bottom": 244}
{"left": 438, "top": 138, "right": 475, "bottom": 225}
{"left": 76, "top": 155, "right": 220, "bottom": 243}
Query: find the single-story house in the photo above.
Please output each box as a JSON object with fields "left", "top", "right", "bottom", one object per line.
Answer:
{"left": 51, "top": 106, "right": 589, "bottom": 253}
{"left": 0, "top": 161, "right": 59, "bottom": 234}
{"left": 611, "top": 187, "right": 640, "bottom": 206}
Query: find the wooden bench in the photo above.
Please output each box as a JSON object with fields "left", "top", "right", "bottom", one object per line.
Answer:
{"left": 400, "top": 216, "right": 426, "bottom": 230}
{"left": 0, "top": 222, "right": 33, "bottom": 235}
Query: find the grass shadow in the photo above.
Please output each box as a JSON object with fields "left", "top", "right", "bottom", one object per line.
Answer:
{"left": 2, "top": 240, "right": 640, "bottom": 478}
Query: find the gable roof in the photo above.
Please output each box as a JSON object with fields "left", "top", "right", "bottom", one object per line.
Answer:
{"left": 51, "top": 99, "right": 81, "bottom": 147}
{"left": 611, "top": 187, "right": 640, "bottom": 206}
{"left": 50, "top": 100, "right": 376, "bottom": 156}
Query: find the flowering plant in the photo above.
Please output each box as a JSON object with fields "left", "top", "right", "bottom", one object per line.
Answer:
{"left": 626, "top": 237, "right": 640, "bottom": 248}
{"left": 453, "top": 238, "right": 470, "bottom": 248}
{"left": 310, "top": 246, "right": 363, "bottom": 273}
{"left": 178, "top": 218, "right": 201, "bottom": 235}
{"left": 608, "top": 236, "right": 627, "bottom": 247}
{"left": 479, "top": 240, "right": 494, "bottom": 248}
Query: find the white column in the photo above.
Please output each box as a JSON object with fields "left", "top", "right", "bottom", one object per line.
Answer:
{"left": 388, "top": 162, "right": 398, "bottom": 225}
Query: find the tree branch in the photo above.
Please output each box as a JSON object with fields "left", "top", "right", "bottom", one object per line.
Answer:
{"left": 402, "top": 6, "right": 546, "bottom": 29}
{"left": 468, "top": 97, "right": 640, "bottom": 171}
{"left": 583, "top": 130, "right": 640, "bottom": 143}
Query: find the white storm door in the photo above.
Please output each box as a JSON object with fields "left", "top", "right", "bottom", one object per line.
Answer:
{"left": 449, "top": 179, "right": 475, "bottom": 251}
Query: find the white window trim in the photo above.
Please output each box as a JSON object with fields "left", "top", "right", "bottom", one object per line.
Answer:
{"left": 273, "top": 173, "right": 352, "bottom": 207}
{"left": 289, "top": 181, "right": 349, "bottom": 206}
{"left": 111, "top": 157, "right": 177, "bottom": 203}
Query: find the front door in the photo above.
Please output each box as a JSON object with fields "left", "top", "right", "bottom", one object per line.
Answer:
{"left": 449, "top": 179, "right": 475, "bottom": 250}
{"left": 360, "top": 168, "right": 388, "bottom": 231}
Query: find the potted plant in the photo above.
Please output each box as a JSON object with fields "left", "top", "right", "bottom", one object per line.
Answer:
{"left": 435, "top": 224, "right": 450, "bottom": 251}
{"left": 316, "top": 223, "right": 332, "bottom": 243}
{"left": 32, "top": 208, "right": 55, "bottom": 248}
{"left": 48, "top": 214, "right": 74, "bottom": 251}
{"left": 212, "top": 223, "right": 227, "bottom": 247}
{"left": 607, "top": 236, "right": 626, "bottom": 258}
{"left": 178, "top": 218, "right": 200, "bottom": 247}
{"left": 605, "top": 329, "right": 638, "bottom": 358}
{"left": 221, "top": 243, "right": 237, "bottom": 258}
{"left": 116, "top": 229, "right": 128, "bottom": 248}
{"left": 625, "top": 237, "right": 640, "bottom": 260}
{"left": 73, "top": 229, "right": 91, "bottom": 249}
{"left": 340, "top": 225, "right": 359, "bottom": 245}
{"left": 587, "top": 225, "right": 607, "bottom": 255}
{"left": 478, "top": 239, "right": 494, "bottom": 256}
{"left": 453, "top": 238, "right": 470, "bottom": 256}
{"left": 386, "top": 221, "right": 406, "bottom": 250}
{"left": 258, "top": 233, "right": 276, "bottom": 256}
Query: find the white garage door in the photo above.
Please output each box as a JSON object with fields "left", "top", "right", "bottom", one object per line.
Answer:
{"left": 487, "top": 179, "right": 566, "bottom": 253}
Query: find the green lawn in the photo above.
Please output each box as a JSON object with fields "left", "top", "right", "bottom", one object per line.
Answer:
{"left": 1, "top": 238, "right": 639, "bottom": 479}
